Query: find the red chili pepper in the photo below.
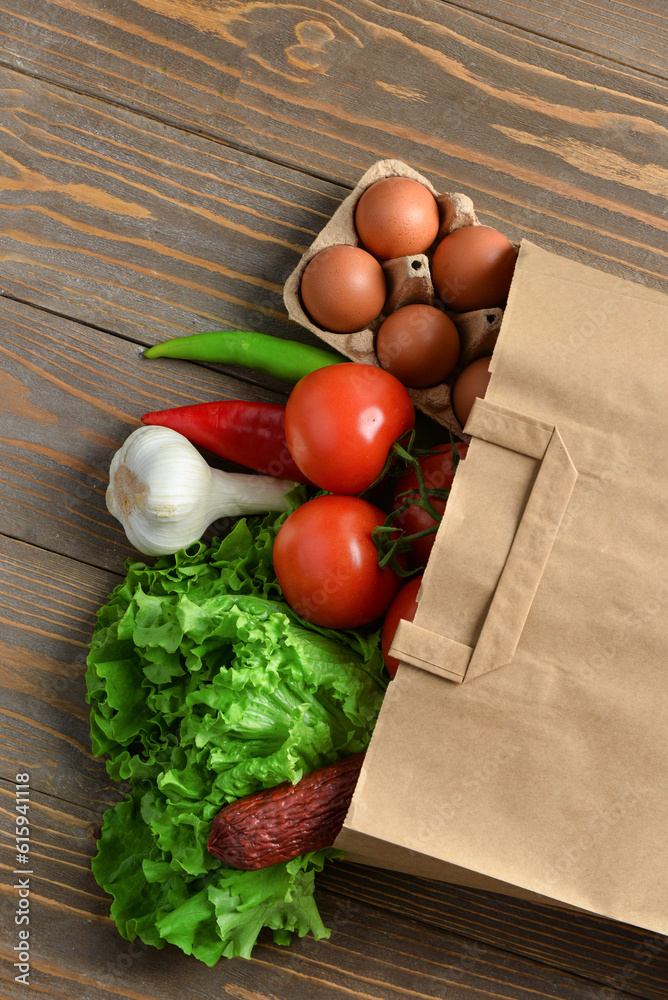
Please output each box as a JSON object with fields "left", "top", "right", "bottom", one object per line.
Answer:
{"left": 141, "top": 400, "right": 309, "bottom": 483}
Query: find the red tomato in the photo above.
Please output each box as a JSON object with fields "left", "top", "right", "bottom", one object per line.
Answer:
{"left": 285, "top": 363, "right": 415, "bottom": 495}
{"left": 381, "top": 575, "right": 423, "bottom": 678}
{"left": 273, "top": 495, "right": 403, "bottom": 629}
{"left": 390, "top": 442, "right": 468, "bottom": 568}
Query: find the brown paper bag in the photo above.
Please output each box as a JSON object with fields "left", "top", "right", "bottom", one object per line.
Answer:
{"left": 335, "top": 240, "right": 668, "bottom": 933}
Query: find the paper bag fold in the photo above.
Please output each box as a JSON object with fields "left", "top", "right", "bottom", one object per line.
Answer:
{"left": 391, "top": 401, "right": 578, "bottom": 682}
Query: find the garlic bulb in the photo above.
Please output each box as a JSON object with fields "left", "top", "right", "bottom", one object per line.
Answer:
{"left": 106, "top": 424, "right": 297, "bottom": 556}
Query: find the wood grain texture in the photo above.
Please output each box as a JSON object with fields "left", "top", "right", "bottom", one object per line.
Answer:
{"left": 0, "top": 296, "right": 293, "bottom": 573}
{"left": 0, "top": 0, "right": 666, "bottom": 297}
{"left": 0, "top": 903, "right": 645, "bottom": 1000}
{"left": 320, "top": 863, "right": 668, "bottom": 1000}
{"left": 442, "top": 0, "right": 668, "bottom": 79}
{"left": 0, "top": 66, "right": 343, "bottom": 343}
{"left": 0, "top": 534, "right": 122, "bottom": 805}
{"left": 0, "top": 783, "right": 646, "bottom": 1000}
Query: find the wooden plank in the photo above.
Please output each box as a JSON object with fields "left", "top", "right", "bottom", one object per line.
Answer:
{"left": 320, "top": 863, "right": 668, "bottom": 1000}
{"left": 0, "top": 2, "right": 667, "bottom": 296}
{"left": 444, "top": 0, "right": 668, "bottom": 79}
{"left": 0, "top": 296, "right": 294, "bottom": 573}
{"left": 0, "top": 65, "right": 343, "bottom": 343}
{"left": 0, "top": 782, "right": 645, "bottom": 1000}
{"left": 0, "top": 533, "right": 121, "bottom": 805}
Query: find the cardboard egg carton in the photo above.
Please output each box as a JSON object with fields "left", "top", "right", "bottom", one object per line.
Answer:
{"left": 283, "top": 159, "right": 509, "bottom": 436}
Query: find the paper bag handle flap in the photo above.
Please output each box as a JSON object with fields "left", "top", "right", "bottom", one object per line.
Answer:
{"left": 390, "top": 399, "right": 578, "bottom": 683}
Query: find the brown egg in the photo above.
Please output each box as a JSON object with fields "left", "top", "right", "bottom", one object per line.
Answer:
{"left": 354, "top": 176, "right": 440, "bottom": 260}
{"left": 375, "top": 304, "right": 460, "bottom": 388}
{"left": 451, "top": 356, "right": 492, "bottom": 428}
{"left": 431, "top": 225, "right": 517, "bottom": 312}
{"left": 300, "top": 244, "right": 387, "bottom": 333}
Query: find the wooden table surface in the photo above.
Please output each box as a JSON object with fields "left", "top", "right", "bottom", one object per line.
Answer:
{"left": 1, "top": 2, "right": 667, "bottom": 997}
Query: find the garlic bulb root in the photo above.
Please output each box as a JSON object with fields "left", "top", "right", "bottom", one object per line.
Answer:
{"left": 106, "top": 424, "right": 297, "bottom": 555}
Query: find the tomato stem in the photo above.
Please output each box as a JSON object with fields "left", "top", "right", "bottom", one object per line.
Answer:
{"left": 371, "top": 430, "right": 466, "bottom": 576}
{"left": 390, "top": 441, "right": 444, "bottom": 524}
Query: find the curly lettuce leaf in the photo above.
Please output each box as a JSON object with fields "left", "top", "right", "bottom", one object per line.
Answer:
{"left": 87, "top": 513, "right": 386, "bottom": 962}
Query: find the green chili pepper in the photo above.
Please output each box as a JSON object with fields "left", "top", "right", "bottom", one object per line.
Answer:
{"left": 144, "top": 329, "right": 344, "bottom": 382}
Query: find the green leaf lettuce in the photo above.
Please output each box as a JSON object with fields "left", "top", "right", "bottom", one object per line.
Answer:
{"left": 87, "top": 514, "right": 386, "bottom": 963}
